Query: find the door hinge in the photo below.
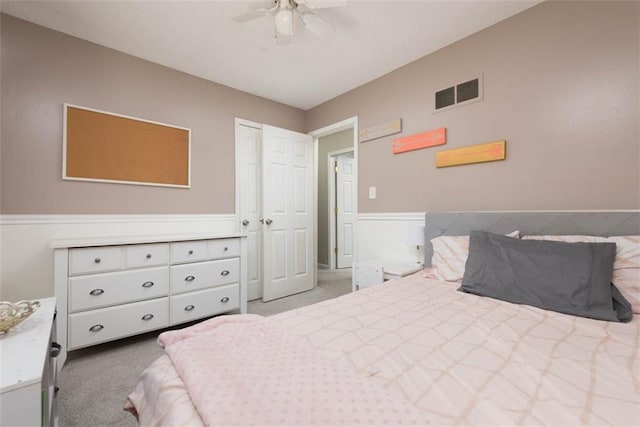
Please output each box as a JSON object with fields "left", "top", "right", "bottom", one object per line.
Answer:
{"left": 334, "top": 207, "right": 338, "bottom": 214}
{"left": 334, "top": 161, "right": 338, "bottom": 173}
{"left": 334, "top": 247, "right": 338, "bottom": 254}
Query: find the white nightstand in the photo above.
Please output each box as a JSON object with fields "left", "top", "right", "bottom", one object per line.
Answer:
{"left": 355, "top": 260, "right": 422, "bottom": 289}
{"left": 0, "top": 297, "right": 59, "bottom": 427}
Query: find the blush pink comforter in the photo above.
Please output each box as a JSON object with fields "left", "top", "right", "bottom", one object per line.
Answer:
{"left": 148, "top": 314, "right": 429, "bottom": 426}
{"left": 127, "top": 271, "right": 640, "bottom": 426}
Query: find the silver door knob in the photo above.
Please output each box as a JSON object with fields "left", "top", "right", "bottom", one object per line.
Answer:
{"left": 242, "top": 219, "right": 249, "bottom": 226}
{"left": 265, "top": 218, "right": 273, "bottom": 225}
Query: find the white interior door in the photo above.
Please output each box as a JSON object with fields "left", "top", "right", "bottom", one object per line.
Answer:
{"left": 262, "top": 125, "right": 314, "bottom": 301}
{"left": 237, "top": 124, "right": 263, "bottom": 301}
{"left": 336, "top": 154, "right": 355, "bottom": 268}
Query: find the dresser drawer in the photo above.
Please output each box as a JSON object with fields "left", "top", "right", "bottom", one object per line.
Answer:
{"left": 171, "top": 241, "right": 208, "bottom": 264}
{"left": 68, "top": 298, "right": 169, "bottom": 350}
{"left": 170, "top": 284, "right": 240, "bottom": 325}
{"left": 125, "top": 243, "right": 170, "bottom": 269}
{"left": 69, "top": 246, "right": 124, "bottom": 275}
{"left": 208, "top": 238, "right": 240, "bottom": 259}
{"left": 69, "top": 267, "right": 169, "bottom": 313}
{"left": 171, "top": 258, "right": 240, "bottom": 294}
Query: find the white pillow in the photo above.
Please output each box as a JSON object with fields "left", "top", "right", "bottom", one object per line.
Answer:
{"left": 430, "top": 231, "right": 519, "bottom": 282}
{"left": 521, "top": 235, "right": 609, "bottom": 243}
{"left": 608, "top": 235, "right": 640, "bottom": 270}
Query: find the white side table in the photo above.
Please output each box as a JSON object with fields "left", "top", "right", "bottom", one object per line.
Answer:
{"left": 380, "top": 260, "right": 423, "bottom": 280}
{"left": 355, "top": 260, "right": 422, "bottom": 290}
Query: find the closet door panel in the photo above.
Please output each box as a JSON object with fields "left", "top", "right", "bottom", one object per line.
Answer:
{"left": 262, "top": 125, "right": 314, "bottom": 301}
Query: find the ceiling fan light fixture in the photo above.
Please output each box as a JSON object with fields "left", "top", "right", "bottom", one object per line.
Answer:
{"left": 274, "top": 8, "right": 294, "bottom": 36}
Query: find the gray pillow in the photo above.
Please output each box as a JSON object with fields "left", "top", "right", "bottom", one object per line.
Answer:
{"left": 458, "top": 231, "right": 632, "bottom": 322}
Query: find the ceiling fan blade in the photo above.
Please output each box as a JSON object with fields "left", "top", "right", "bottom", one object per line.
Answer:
{"left": 301, "top": 12, "right": 334, "bottom": 39}
{"left": 297, "top": 0, "right": 347, "bottom": 9}
{"left": 232, "top": 9, "right": 270, "bottom": 23}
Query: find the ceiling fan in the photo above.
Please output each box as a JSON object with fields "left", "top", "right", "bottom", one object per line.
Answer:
{"left": 233, "top": 0, "right": 346, "bottom": 44}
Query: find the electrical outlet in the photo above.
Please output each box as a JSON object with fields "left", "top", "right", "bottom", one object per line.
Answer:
{"left": 369, "top": 187, "right": 376, "bottom": 199}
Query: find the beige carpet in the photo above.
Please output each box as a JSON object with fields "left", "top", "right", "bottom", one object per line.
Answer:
{"left": 57, "top": 268, "right": 351, "bottom": 426}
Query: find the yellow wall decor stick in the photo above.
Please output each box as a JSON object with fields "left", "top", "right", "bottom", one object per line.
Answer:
{"left": 435, "top": 140, "right": 506, "bottom": 168}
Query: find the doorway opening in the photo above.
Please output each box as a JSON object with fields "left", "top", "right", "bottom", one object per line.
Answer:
{"left": 310, "top": 117, "right": 358, "bottom": 287}
{"left": 329, "top": 149, "right": 355, "bottom": 269}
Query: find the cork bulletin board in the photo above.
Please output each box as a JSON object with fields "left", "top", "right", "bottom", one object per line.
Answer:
{"left": 63, "top": 104, "right": 191, "bottom": 188}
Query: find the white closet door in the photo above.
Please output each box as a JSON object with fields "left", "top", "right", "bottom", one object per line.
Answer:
{"left": 237, "top": 124, "right": 263, "bottom": 301}
{"left": 262, "top": 125, "right": 314, "bottom": 301}
{"left": 336, "top": 154, "right": 355, "bottom": 268}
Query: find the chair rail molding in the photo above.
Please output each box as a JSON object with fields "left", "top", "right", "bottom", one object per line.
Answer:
{"left": 0, "top": 214, "right": 237, "bottom": 302}
{"left": 358, "top": 212, "right": 425, "bottom": 222}
{"left": 0, "top": 213, "right": 236, "bottom": 225}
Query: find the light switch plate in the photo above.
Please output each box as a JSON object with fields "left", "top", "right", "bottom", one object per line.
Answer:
{"left": 369, "top": 187, "right": 376, "bottom": 199}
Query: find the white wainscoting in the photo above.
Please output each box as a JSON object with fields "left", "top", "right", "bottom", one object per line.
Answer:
{"left": 0, "top": 215, "right": 236, "bottom": 301}
{"left": 357, "top": 212, "right": 426, "bottom": 265}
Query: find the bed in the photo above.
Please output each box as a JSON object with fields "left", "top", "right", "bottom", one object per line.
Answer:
{"left": 125, "top": 211, "right": 640, "bottom": 426}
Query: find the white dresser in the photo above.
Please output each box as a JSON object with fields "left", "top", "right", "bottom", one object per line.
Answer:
{"left": 0, "top": 297, "right": 59, "bottom": 427}
{"left": 52, "top": 233, "right": 247, "bottom": 367}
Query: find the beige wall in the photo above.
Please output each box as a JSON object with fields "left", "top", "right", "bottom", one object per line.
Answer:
{"left": 0, "top": 15, "right": 305, "bottom": 214}
{"left": 3, "top": 2, "right": 638, "bottom": 217}
{"left": 306, "top": 1, "right": 640, "bottom": 212}
{"left": 317, "top": 129, "right": 354, "bottom": 266}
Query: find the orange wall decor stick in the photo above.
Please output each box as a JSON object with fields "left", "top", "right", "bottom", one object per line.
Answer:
{"left": 435, "top": 140, "right": 506, "bottom": 168}
{"left": 392, "top": 127, "right": 446, "bottom": 154}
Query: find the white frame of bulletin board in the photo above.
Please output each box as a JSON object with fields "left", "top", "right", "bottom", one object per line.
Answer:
{"left": 63, "top": 103, "right": 191, "bottom": 188}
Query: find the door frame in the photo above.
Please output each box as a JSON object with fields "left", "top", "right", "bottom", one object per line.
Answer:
{"left": 309, "top": 116, "right": 359, "bottom": 278}
{"left": 327, "top": 148, "right": 354, "bottom": 270}
{"left": 235, "top": 118, "right": 317, "bottom": 301}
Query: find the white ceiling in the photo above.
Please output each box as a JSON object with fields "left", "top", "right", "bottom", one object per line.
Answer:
{"left": 0, "top": 0, "right": 541, "bottom": 110}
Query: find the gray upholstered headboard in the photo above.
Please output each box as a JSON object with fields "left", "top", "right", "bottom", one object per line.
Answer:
{"left": 424, "top": 211, "right": 640, "bottom": 266}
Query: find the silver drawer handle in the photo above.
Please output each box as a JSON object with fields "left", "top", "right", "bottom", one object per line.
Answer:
{"left": 50, "top": 342, "right": 61, "bottom": 358}
{"left": 146, "top": 254, "right": 152, "bottom": 259}
{"left": 89, "top": 288, "right": 104, "bottom": 296}
{"left": 220, "top": 297, "right": 230, "bottom": 304}
{"left": 141, "top": 314, "right": 154, "bottom": 321}
{"left": 184, "top": 305, "right": 195, "bottom": 311}
{"left": 142, "top": 281, "right": 154, "bottom": 288}
{"left": 89, "top": 324, "right": 104, "bottom": 333}
{"left": 94, "top": 258, "right": 101, "bottom": 264}
{"left": 185, "top": 275, "right": 195, "bottom": 282}
{"left": 221, "top": 270, "right": 230, "bottom": 277}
